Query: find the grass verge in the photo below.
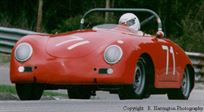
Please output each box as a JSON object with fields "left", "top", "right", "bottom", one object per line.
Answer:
{"left": 0, "top": 54, "right": 10, "bottom": 63}
{"left": 0, "top": 85, "right": 67, "bottom": 97}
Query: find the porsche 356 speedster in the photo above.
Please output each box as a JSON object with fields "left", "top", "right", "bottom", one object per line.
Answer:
{"left": 10, "top": 8, "right": 194, "bottom": 100}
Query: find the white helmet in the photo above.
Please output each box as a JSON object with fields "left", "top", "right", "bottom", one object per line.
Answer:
{"left": 119, "top": 13, "right": 140, "bottom": 31}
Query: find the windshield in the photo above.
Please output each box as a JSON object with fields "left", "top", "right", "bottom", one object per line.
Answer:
{"left": 93, "top": 24, "right": 118, "bottom": 30}
{"left": 92, "top": 24, "right": 131, "bottom": 33}
{"left": 93, "top": 24, "right": 152, "bottom": 37}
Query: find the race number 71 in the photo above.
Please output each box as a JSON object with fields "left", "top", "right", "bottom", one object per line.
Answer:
{"left": 162, "top": 45, "right": 176, "bottom": 75}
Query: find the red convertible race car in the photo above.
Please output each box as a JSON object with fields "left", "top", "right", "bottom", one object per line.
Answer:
{"left": 10, "top": 8, "right": 194, "bottom": 100}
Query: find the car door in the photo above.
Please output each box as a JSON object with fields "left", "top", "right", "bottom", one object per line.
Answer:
{"left": 157, "top": 38, "right": 178, "bottom": 82}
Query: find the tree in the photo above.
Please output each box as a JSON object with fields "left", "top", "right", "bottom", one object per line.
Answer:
{"left": 36, "top": 0, "right": 43, "bottom": 32}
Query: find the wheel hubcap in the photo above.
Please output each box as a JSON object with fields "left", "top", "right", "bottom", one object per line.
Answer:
{"left": 182, "top": 68, "right": 190, "bottom": 97}
{"left": 133, "top": 59, "right": 145, "bottom": 95}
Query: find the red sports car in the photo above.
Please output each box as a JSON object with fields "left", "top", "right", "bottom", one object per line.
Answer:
{"left": 10, "top": 8, "right": 194, "bottom": 100}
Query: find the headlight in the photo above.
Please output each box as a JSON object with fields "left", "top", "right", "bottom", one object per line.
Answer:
{"left": 104, "top": 45, "right": 123, "bottom": 64}
{"left": 15, "top": 43, "right": 33, "bottom": 62}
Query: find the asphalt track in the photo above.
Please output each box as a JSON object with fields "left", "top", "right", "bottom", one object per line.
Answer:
{"left": 0, "top": 90, "right": 203, "bottom": 112}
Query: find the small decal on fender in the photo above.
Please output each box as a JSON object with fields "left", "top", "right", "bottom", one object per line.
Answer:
{"left": 117, "top": 40, "right": 124, "bottom": 44}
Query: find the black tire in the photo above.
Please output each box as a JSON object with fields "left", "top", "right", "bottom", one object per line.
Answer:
{"left": 167, "top": 67, "right": 193, "bottom": 100}
{"left": 68, "top": 86, "right": 91, "bottom": 99}
{"left": 119, "top": 57, "right": 149, "bottom": 99}
{"left": 16, "top": 83, "right": 44, "bottom": 100}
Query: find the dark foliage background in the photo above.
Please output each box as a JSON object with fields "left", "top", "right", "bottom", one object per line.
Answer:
{"left": 0, "top": 0, "right": 203, "bottom": 52}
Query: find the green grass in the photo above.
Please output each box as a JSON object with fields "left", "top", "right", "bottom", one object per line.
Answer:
{"left": 0, "top": 85, "right": 16, "bottom": 94}
{"left": 0, "top": 85, "right": 67, "bottom": 97}
{"left": 0, "top": 53, "right": 10, "bottom": 63}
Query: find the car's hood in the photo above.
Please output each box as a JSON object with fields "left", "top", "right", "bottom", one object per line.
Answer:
{"left": 46, "top": 30, "right": 124, "bottom": 58}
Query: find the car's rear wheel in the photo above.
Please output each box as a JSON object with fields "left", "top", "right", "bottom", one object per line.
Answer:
{"left": 68, "top": 86, "right": 91, "bottom": 99}
{"left": 119, "top": 57, "right": 149, "bottom": 99}
{"left": 16, "top": 83, "right": 44, "bottom": 100}
{"left": 167, "top": 67, "right": 192, "bottom": 100}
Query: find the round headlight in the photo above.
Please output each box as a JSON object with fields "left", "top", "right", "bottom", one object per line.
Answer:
{"left": 15, "top": 43, "right": 33, "bottom": 62}
{"left": 104, "top": 45, "right": 123, "bottom": 64}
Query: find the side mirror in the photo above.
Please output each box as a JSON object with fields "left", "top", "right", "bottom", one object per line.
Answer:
{"left": 156, "top": 31, "right": 164, "bottom": 38}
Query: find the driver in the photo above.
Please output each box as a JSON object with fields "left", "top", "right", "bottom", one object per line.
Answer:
{"left": 119, "top": 13, "right": 145, "bottom": 36}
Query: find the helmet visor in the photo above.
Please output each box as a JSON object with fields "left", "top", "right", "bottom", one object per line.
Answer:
{"left": 126, "top": 18, "right": 136, "bottom": 26}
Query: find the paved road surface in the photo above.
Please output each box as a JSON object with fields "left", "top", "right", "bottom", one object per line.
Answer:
{"left": 0, "top": 90, "right": 203, "bottom": 112}
{"left": 0, "top": 100, "right": 203, "bottom": 112}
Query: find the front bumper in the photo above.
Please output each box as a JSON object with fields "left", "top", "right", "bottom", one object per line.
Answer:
{"left": 10, "top": 55, "right": 133, "bottom": 85}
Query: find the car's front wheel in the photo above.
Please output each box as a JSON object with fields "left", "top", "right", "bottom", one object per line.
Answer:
{"left": 16, "top": 83, "right": 44, "bottom": 100}
{"left": 167, "top": 67, "right": 193, "bottom": 100}
{"left": 68, "top": 86, "right": 91, "bottom": 99}
{"left": 119, "top": 57, "right": 149, "bottom": 99}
